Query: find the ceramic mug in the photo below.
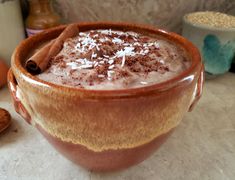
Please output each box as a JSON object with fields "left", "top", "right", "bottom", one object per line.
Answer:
{"left": 8, "top": 22, "right": 204, "bottom": 171}
{"left": 182, "top": 15, "right": 235, "bottom": 78}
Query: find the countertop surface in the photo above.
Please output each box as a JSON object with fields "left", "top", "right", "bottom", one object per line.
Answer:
{"left": 0, "top": 73, "right": 235, "bottom": 180}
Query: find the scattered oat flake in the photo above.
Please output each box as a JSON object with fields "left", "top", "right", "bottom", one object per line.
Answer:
{"left": 107, "top": 70, "right": 115, "bottom": 80}
{"left": 66, "top": 62, "right": 78, "bottom": 69}
{"left": 144, "top": 50, "right": 149, "bottom": 54}
{"left": 154, "top": 42, "right": 160, "bottom": 48}
{"left": 79, "top": 32, "right": 86, "bottom": 36}
{"left": 94, "top": 61, "right": 99, "bottom": 67}
{"left": 108, "top": 59, "right": 114, "bottom": 64}
{"left": 112, "top": 37, "right": 123, "bottom": 44}
{"left": 79, "top": 64, "right": 93, "bottom": 69}
{"left": 140, "top": 81, "right": 148, "bottom": 85}
{"left": 121, "top": 55, "right": 126, "bottom": 67}
{"left": 91, "top": 52, "right": 97, "bottom": 58}
{"left": 159, "top": 59, "right": 165, "bottom": 64}
{"left": 109, "top": 65, "right": 115, "bottom": 69}
{"left": 96, "top": 45, "right": 100, "bottom": 51}
{"left": 98, "top": 74, "right": 105, "bottom": 78}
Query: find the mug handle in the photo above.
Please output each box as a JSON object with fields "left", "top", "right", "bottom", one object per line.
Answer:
{"left": 188, "top": 65, "right": 204, "bottom": 112}
{"left": 8, "top": 69, "right": 32, "bottom": 124}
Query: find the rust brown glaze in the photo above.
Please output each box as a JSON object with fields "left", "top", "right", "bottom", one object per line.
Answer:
{"left": 8, "top": 22, "right": 204, "bottom": 171}
{"left": 37, "top": 124, "right": 174, "bottom": 171}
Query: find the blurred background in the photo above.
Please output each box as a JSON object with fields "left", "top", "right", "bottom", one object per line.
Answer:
{"left": 22, "top": 0, "right": 235, "bottom": 33}
{"left": 20, "top": 0, "right": 235, "bottom": 75}
{"left": 0, "top": 0, "right": 235, "bottom": 76}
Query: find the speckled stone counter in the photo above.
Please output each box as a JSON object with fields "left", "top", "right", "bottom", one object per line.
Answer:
{"left": 0, "top": 73, "right": 235, "bottom": 180}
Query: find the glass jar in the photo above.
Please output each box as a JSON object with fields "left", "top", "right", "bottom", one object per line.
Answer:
{"left": 0, "top": 0, "right": 25, "bottom": 65}
{"left": 26, "top": 0, "right": 60, "bottom": 37}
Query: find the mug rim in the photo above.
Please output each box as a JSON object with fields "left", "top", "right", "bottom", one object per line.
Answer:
{"left": 11, "top": 21, "right": 202, "bottom": 97}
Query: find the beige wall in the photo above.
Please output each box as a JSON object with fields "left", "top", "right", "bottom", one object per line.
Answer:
{"left": 54, "top": 0, "right": 235, "bottom": 33}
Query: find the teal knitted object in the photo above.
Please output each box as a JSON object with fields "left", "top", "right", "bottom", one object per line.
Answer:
{"left": 202, "top": 34, "right": 235, "bottom": 75}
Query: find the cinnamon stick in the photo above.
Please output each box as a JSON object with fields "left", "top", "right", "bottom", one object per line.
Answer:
{"left": 26, "top": 41, "right": 54, "bottom": 74}
{"left": 26, "top": 24, "right": 79, "bottom": 74}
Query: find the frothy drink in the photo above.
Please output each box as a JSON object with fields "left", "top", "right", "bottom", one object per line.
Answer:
{"left": 37, "top": 29, "right": 190, "bottom": 89}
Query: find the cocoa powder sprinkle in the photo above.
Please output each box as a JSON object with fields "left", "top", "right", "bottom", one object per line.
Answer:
{"left": 37, "top": 29, "right": 190, "bottom": 89}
